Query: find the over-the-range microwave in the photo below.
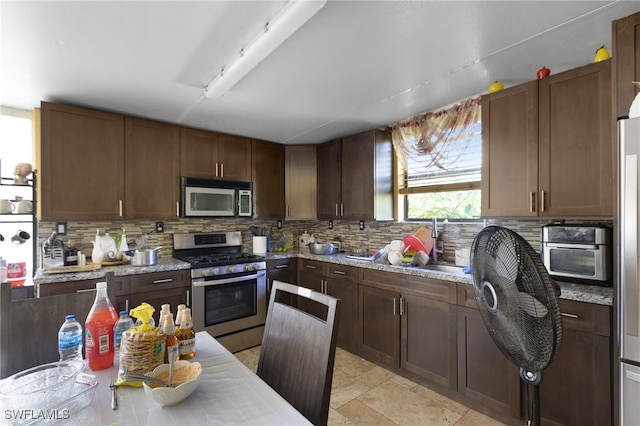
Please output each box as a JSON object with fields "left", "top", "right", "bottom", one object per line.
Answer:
{"left": 180, "top": 177, "right": 252, "bottom": 217}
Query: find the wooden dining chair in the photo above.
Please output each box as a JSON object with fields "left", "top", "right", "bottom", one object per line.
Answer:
{"left": 257, "top": 280, "right": 341, "bottom": 426}
{"left": 0, "top": 271, "right": 117, "bottom": 378}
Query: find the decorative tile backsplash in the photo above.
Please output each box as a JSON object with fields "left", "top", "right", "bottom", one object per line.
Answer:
{"left": 37, "top": 217, "right": 605, "bottom": 264}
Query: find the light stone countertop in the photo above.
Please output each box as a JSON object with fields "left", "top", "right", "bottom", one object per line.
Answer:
{"left": 33, "top": 257, "right": 191, "bottom": 285}
{"left": 266, "top": 252, "right": 614, "bottom": 306}
{"left": 32, "top": 252, "right": 613, "bottom": 306}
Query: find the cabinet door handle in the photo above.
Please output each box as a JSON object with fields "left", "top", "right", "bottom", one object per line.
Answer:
{"left": 76, "top": 288, "right": 97, "bottom": 293}
{"left": 119, "top": 199, "right": 123, "bottom": 217}
{"left": 215, "top": 163, "right": 219, "bottom": 177}
{"left": 176, "top": 202, "right": 180, "bottom": 217}
{"left": 332, "top": 270, "right": 346, "bottom": 275}
{"left": 530, "top": 192, "right": 536, "bottom": 212}
{"left": 220, "top": 163, "right": 224, "bottom": 178}
{"left": 541, "top": 190, "right": 546, "bottom": 212}
{"left": 305, "top": 265, "right": 317, "bottom": 270}
{"left": 399, "top": 297, "right": 405, "bottom": 316}
{"left": 186, "top": 289, "right": 190, "bottom": 305}
{"left": 340, "top": 203, "right": 344, "bottom": 217}
{"left": 275, "top": 264, "right": 288, "bottom": 269}
{"left": 393, "top": 297, "right": 398, "bottom": 315}
{"left": 561, "top": 312, "right": 579, "bottom": 319}
{"left": 335, "top": 203, "right": 339, "bottom": 217}
{"left": 153, "top": 278, "right": 173, "bottom": 284}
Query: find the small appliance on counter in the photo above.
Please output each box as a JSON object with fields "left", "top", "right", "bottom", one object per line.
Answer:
{"left": 298, "top": 231, "right": 315, "bottom": 254}
{"left": 540, "top": 223, "right": 612, "bottom": 286}
{"left": 41, "top": 231, "right": 65, "bottom": 269}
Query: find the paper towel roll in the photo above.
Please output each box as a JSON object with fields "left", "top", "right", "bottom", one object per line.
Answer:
{"left": 455, "top": 248, "right": 471, "bottom": 267}
{"left": 253, "top": 236, "right": 267, "bottom": 255}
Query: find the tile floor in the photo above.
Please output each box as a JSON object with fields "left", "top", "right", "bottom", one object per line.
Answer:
{"left": 234, "top": 346, "right": 508, "bottom": 426}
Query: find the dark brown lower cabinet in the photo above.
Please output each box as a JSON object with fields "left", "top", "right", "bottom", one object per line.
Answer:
{"left": 298, "top": 259, "right": 360, "bottom": 352}
{"left": 297, "top": 258, "right": 324, "bottom": 292}
{"left": 456, "top": 284, "right": 613, "bottom": 426}
{"left": 457, "top": 305, "right": 521, "bottom": 419}
{"left": 360, "top": 268, "right": 458, "bottom": 387}
{"left": 538, "top": 299, "right": 612, "bottom": 426}
{"left": 266, "top": 258, "right": 298, "bottom": 299}
{"left": 324, "top": 264, "right": 360, "bottom": 352}
{"left": 294, "top": 261, "right": 614, "bottom": 426}
{"left": 360, "top": 284, "right": 400, "bottom": 367}
{"left": 402, "top": 293, "right": 457, "bottom": 389}
{"left": 38, "top": 275, "right": 131, "bottom": 313}
{"left": 128, "top": 270, "right": 190, "bottom": 324}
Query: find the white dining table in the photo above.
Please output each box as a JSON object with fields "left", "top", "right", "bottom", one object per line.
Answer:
{"left": 67, "top": 331, "right": 311, "bottom": 425}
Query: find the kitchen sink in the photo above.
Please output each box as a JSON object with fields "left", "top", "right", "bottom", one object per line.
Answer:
{"left": 419, "top": 264, "right": 466, "bottom": 274}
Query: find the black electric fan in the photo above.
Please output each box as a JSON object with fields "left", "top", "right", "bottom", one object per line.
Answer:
{"left": 470, "top": 226, "right": 563, "bottom": 426}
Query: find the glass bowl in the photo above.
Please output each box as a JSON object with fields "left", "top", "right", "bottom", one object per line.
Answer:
{"left": 0, "top": 360, "right": 85, "bottom": 412}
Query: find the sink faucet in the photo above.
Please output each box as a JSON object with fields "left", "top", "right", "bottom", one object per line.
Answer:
{"left": 431, "top": 217, "right": 444, "bottom": 263}
{"left": 431, "top": 217, "right": 438, "bottom": 240}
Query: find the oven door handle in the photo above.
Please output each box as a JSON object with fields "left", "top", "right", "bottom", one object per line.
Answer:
{"left": 192, "top": 270, "right": 266, "bottom": 287}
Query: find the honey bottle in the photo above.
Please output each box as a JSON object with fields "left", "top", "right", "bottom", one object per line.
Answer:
{"left": 175, "top": 304, "right": 186, "bottom": 328}
{"left": 177, "top": 308, "right": 196, "bottom": 360}
{"left": 162, "top": 316, "right": 179, "bottom": 364}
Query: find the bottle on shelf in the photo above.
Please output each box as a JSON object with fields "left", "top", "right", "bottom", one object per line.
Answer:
{"left": 85, "top": 281, "right": 118, "bottom": 371}
{"left": 64, "top": 239, "right": 78, "bottom": 266}
{"left": 101, "top": 232, "right": 117, "bottom": 261}
{"left": 58, "top": 314, "right": 83, "bottom": 362}
{"left": 119, "top": 227, "right": 129, "bottom": 257}
{"left": 91, "top": 229, "right": 105, "bottom": 265}
{"left": 0, "top": 257, "right": 7, "bottom": 283}
{"left": 177, "top": 307, "right": 196, "bottom": 360}
{"left": 113, "top": 310, "right": 134, "bottom": 368}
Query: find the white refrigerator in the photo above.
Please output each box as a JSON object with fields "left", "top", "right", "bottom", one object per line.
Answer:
{"left": 619, "top": 116, "right": 640, "bottom": 425}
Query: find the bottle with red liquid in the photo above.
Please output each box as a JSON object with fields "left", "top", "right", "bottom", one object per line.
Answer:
{"left": 85, "top": 281, "right": 118, "bottom": 370}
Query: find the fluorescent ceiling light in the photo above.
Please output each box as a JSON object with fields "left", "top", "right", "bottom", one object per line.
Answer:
{"left": 204, "top": 0, "right": 327, "bottom": 99}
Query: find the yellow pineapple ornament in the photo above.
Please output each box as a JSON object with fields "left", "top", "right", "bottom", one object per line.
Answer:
{"left": 594, "top": 46, "right": 610, "bottom": 63}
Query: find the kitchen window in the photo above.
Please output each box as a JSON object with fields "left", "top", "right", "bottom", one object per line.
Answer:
{"left": 391, "top": 97, "right": 481, "bottom": 220}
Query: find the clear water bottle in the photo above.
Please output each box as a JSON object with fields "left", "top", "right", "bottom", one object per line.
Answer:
{"left": 58, "top": 314, "right": 83, "bottom": 362}
{"left": 113, "top": 310, "right": 134, "bottom": 368}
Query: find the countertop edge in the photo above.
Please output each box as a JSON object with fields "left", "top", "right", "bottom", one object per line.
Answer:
{"left": 267, "top": 252, "right": 614, "bottom": 306}
{"left": 34, "top": 258, "right": 191, "bottom": 284}
{"left": 33, "top": 252, "right": 613, "bottom": 306}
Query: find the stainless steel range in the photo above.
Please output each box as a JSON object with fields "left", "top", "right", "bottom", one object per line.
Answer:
{"left": 173, "top": 231, "right": 266, "bottom": 353}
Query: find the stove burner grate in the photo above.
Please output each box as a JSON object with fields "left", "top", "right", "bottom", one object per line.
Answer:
{"left": 178, "top": 253, "right": 264, "bottom": 268}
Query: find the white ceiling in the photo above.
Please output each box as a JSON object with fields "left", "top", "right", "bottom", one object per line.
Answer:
{"left": 1, "top": 1, "right": 639, "bottom": 145}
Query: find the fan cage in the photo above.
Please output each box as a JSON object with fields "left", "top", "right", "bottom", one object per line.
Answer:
{"left": 471, "top": 226, "right": 563, "bottom": 373}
